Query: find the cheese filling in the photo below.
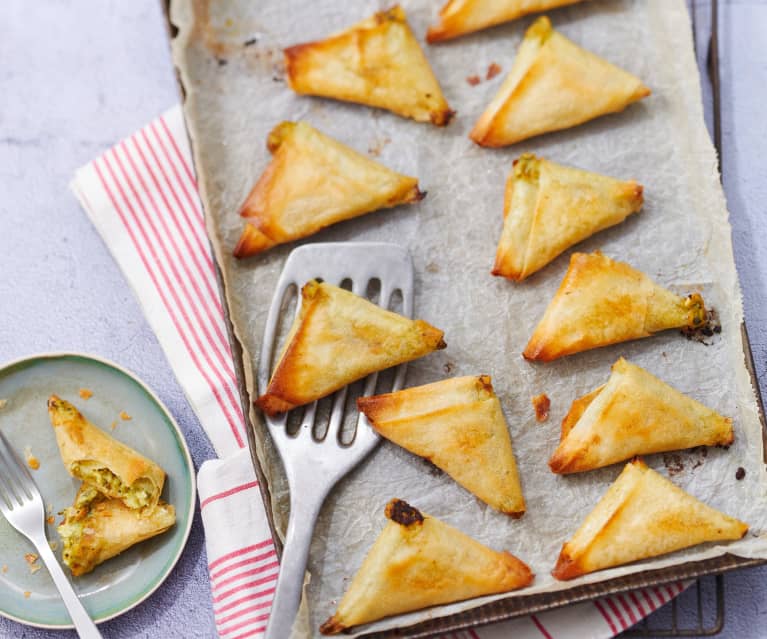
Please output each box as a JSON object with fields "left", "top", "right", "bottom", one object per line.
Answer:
{"left": 71, "top": 461, "right": 154, "bottom": 510}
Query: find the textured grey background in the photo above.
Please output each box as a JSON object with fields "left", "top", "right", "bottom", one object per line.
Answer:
{"left": 0, "top": 1, "right": 764, "bottom": 637}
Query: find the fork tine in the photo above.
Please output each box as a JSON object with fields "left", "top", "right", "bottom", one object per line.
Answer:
{"left": 0, "top": 432, "right": 30, "bottom": 505}
{"left": 0, "top": 455, "right": 15, "bottom": 510}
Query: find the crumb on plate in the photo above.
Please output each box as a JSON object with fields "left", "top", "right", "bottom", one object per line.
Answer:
{"left": 46, "top": 515, "right": 55, "bottom": 525}
{"left": 78, "top": 388, "right": 94, "bottom": 400}
{"left": 23, "top": 591, "right": 30, "bottom": 599}
{"left": 2, "top": 565, "right": 7, "bottom": 574}
{"left": 110, "top": 420, "right": 117, "bottom": 430}
{"left": 119, "top": 411, "right": 132, "bottom": 421}
{"left": 24, "top": 554, "right": 38, "bottom": 566}
{"left": 23, "top": 447, "right": 39, "bottom": 471}
{"left": 49, "top": 541, "right": 58, "bottom": 551}
{"left": 531, "top": 393, "right": 550, "bottom": 422}
{"left": 466, "top": 74, "right": 481, "bottom": 86}
{"left": 0, "top": 399, "right": 7, "bottom": 410}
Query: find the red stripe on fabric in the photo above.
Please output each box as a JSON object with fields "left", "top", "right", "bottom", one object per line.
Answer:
{"left": 150, "top": 119, "right": 204, "bottom": 222}
{"left": 135, "top": 129, "right": 219, "bottom": 298}
{"left": 93, "top": 156, "right": 245, "bottom": 450}
{"left": 209, "top": 539, "right": 274, "bottom": 571}
{"left": 118, "top": 139, "right": 233, "bottom": 371}
{"left": 159, "top": 114, "right": 198, "bottom": 187}
{"left": 594, "top": 599, "right": 619, "bottom": 635}
{"left": 213, "top": 572, "right": 279, "bottom": 604}
{"left": 105, "top": 147, "right": 245, "bottom": 448}
{"left": 213, "top": 561, "right": 280, "bottom": 591}
{"left": 211, "top": 549, "right": 276, "bottom": 582}
{"left": 674, "top": 581, "right": 685, "bottom": 594}
{"left": 664, "top": 585, "right": 677, "bottom": 600}
{"left": 201, "top": 481, "right": 260, "bottom": 510}
{"left": 605, "top": 597, "right": 628, "bottom": 629}
{"left": 616, "top": 593, "right": 638, "bottom": 625}
{"left": 214, "top": 587, "right": 276, "bottom": 616}
{"left": 219, "top": 612, "right": 270, "bottom": 635}
{"left": 226, "top": 626, "right": 267, "bottom": 639}
{"left": 530, "top": 614, "right": 554, "bottom": 639}
{"left": 467, "top": 630, "right": 481, "bottom": 639}
{"left": 640, "top": 588, "right": 657, "bottom": 612}
{"left": 217, "top": 598, "right": 273, "bottom": 626}
{"left": 652, "top": 586, "right": 667, "bottom": 604}
{"left": 628, "top": 590, "right": 647, "bottom": 618}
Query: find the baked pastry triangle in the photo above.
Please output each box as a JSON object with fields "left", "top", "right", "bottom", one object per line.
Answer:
{"left": 552, "top": 458, "right": 748, "bottom": 580}
{"left": 59, "top": 485, "right": 176, "bottom": 577}
{"left": 427, "top": 0, "right": 584, "bottom": 43}
{"left": 285, "top": 6, "right": 454, "bottom": 125}
{"left": 523, "top": 252, "right": 707, "bottom": 361}
{"left": 256, "top": 281, "right": 446, "bottom": 415}
{"left": 233, "top": 122, "right": 424, "bottom": 258}
{"left": 358, "top": 376, "right": 525, "bottom": 516}
{"left": 47, "top": 395, "right": 165, "bottom": 511}
{"left": 493, "top": 154, "right": 643, "bottom": 280}
{"left": 320, "top": 499, "right": 533, "bottom": 633}
{"left": 470, "top": 17, "right": 650, "bottom": 147}
{"left": 549, "top": 358, "right": 734, "bottom": 474}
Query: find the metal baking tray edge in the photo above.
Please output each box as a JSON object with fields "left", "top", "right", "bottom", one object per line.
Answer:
{"left": 159, "top": 0, "right": 767, "bottom": 635}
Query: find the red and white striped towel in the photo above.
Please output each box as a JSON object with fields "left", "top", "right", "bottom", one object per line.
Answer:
{"left": 71, "top": 105, "right": 685, "bottom": 639}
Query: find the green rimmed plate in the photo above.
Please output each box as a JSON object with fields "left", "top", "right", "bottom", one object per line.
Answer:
{"left": 0, "top": 352, "right": 195, "bottom": 628}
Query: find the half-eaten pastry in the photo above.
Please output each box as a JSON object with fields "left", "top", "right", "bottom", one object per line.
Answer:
{"left": 523, "top": 252, "right": 707, "bottom": 361}
{"left": 493, "top": 154, "right": 643, "bottom": 280}
{"left": 427, "top": 0, "right": 585, "bottom": 43}
{"left": 552, "top": 458, "right": 748, "bottom": 580}
{"left": 358, "top": 376, "right": 525, "bottom": 516}
{"left": 48, "top": 395, "right": 166, "bottom": 511}
{"left": 285, "top": 6, "right": 454, "bottom": 125}
{"left": 234, "top": 121, "right": 424, "bottom": 258}
{"left": 59, "top": 485, "right": 176, "bottom": 577}
{"left": 549, "top": 358, "right": 733, "bottom": 473}
{"left": 320, "top": 499, "right": 533, "bottom": 633}
{"left": 470, "top": 17, "right": 650, "bottom": 147}
{"left": 256, "top": 281, "right": 446, "bottom": 415}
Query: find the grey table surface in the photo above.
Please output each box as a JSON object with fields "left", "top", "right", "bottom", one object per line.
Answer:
{"left": 0, "top": 1, "right": 765, "bottom": 638}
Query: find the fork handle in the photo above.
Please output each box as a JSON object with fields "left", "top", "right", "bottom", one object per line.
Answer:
{"left": 33, "top": 536, "right": 103, "bottom": 638}
{"left": 264, "top": 492, "right": 324, "bottom": 639}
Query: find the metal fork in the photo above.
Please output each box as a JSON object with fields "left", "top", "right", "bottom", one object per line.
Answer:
{"left": 261, "top": 242, "right": 414, "bottom": 638}
{"left": 0, "top": 431, "right": 102, "bottom": 638}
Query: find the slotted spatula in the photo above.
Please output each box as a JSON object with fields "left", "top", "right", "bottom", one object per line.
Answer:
{"left": 260, "top": 242, "right": 414, "bottom": 638}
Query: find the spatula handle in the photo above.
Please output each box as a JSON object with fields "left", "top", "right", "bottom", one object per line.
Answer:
{"left": 264, "top": 492, "right": 324, "bottom": 639}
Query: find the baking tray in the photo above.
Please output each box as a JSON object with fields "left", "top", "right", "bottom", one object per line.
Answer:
{"left": 159, "top": 0, "right": 767, "bottom": 635}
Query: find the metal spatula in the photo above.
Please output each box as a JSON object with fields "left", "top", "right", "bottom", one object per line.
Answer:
{"left": 260, "top": 242, "right": 414, "bottom": 638}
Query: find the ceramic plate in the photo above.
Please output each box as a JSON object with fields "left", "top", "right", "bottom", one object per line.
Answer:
{"left": 0, "top": 353, "right": 195, "bottom": 628}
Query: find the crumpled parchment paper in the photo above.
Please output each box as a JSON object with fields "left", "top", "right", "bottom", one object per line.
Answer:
{"left": 169, "top": 0, "right": 767, "bottom": 635}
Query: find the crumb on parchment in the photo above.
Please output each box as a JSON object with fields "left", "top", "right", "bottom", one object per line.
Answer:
{"left": 78, "top": 388, "right": 93, "bottom": 400}
{"left": 119, "top": 411, "right": 132, "bottom": 421}
{"left": 531, "top": 393, "right": 550, "bottom": 422}
{"left": 486, "top": 62, "right": 502, "bottom": 80}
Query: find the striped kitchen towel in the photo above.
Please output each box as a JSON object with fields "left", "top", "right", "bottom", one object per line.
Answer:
{"left": 71, "top": 104, "right": 684, "bottom": 639}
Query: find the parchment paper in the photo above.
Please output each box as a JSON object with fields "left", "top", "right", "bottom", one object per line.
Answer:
{"left": 169, "top": 0, "right": 767, "bottom": 635}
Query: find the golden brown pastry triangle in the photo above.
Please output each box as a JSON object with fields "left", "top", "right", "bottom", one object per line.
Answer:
{"left": 552, "top": 459, "right": 748, "bottom": 580}
{"left": 550, "top": 358, "right": 733, "bottom": 474}
{"left": 47, "top": 395, "right": 165, "bottom": 511}
{"left": 358, "top": 376, "right": 525, "bottom": 515}
{"left": 256, "top": 281, "right": 446, "bottom": 415}
{"left": 523, "top": 252, "right": 707, "bottom": 361}
{"left": 470, "top": 17, "right": 650, "bottom": 147}
{"left": 320, "top": 499, "right": 533, "bottom": 633}
{"left": 493, "top": 154, "right": 643, "bottom": 280}
{"left": 285, "top": 6, "right": 454, "bottom": 125}
{"left": 59, "top": 485, "right": 175, "bottom": 576}
{"left": 234, "top": 122, "right": 424, "bottom": 258}
{"left": 427, "top": 0, "right": 584, "bottom": 42}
